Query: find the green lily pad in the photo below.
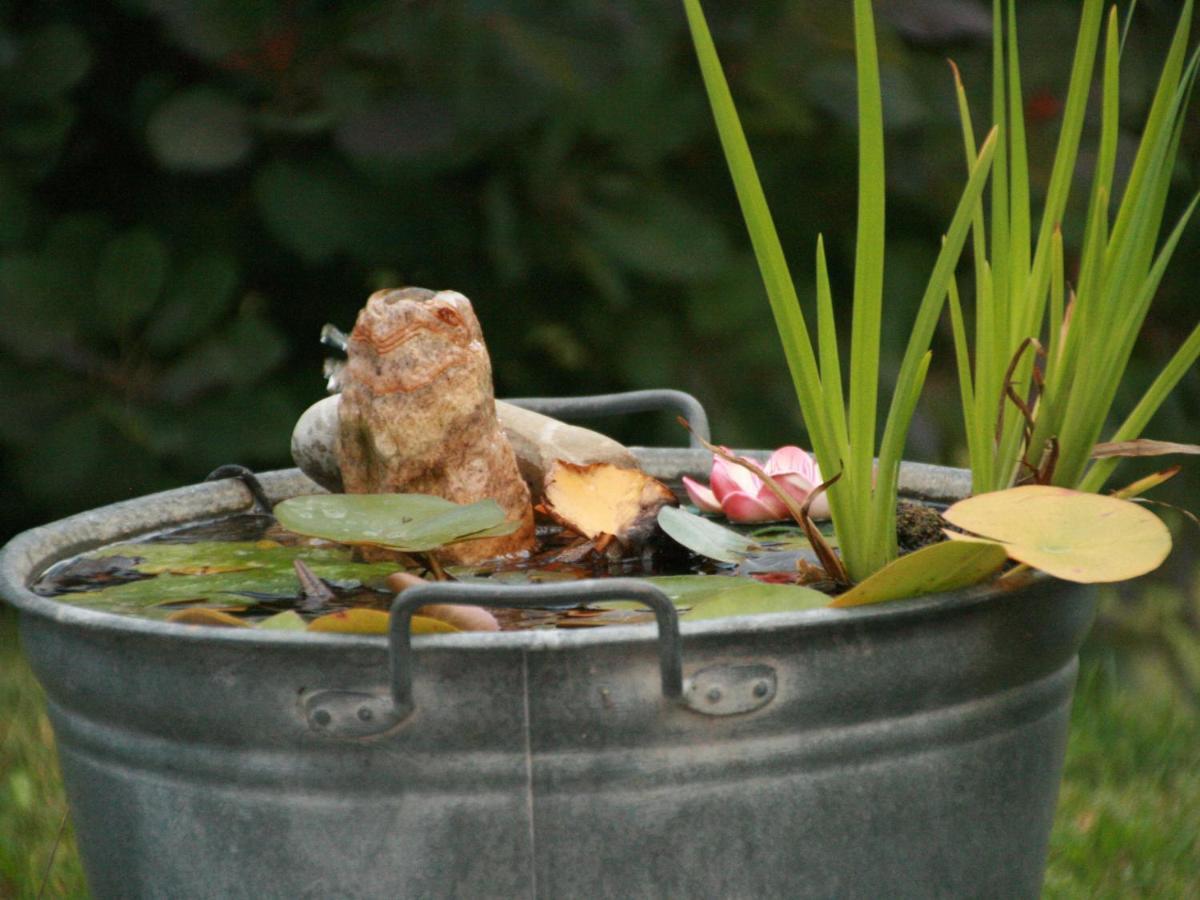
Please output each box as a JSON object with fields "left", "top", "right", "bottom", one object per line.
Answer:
{"left": 274, "top": 494, "right": 519, "bottom": 552}
{"left": 830, "top": 539, "right": 1008, "bottom": 608}
{"left": 59, "top": 540, "right": 400, "bottom": 617}
{"left": 657, "top": 506, "right": 760, "bottom": 562}
{"left": 680, "top": 582, "right": 829, "bottom": 621}
{"left": 595, "top": 574, "right": 827, "bottom": 621}
{"left": 942, "top": 485, "right": 1172, "bottom": 584}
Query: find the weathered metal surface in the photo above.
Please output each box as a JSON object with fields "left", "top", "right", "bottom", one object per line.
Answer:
{"left": 0, "top": 454, "right": 1096, "bottom": 900}
{"left": 507, "top": 389, "right": 711, "bottom": 448}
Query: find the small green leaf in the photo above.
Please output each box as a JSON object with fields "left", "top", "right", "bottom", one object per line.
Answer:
{"left": 594, "top": 574, "right": 828, "bottom": 621}
{"left": 680, "top": 581, "right": 829, "bottom": 621}
{"left": 275, "top": 494, "right": 519, "bottom": 552}
{"left": 942, "top": 485, "right": 1172, "bottom": 584}
{"left": 830, "top": 539, "right": 1008, "bottom": 608}
{"left": 656, "top": 506, "right": 759, "bottom": 563}
{"left": 147, "top": 87, "right": 253, "bottom": 172}
{"left": 95, "top": 230, "right": 169, "bottom": 337}
{"left": 256, "top": 610, "right": 308, "bottom": 631}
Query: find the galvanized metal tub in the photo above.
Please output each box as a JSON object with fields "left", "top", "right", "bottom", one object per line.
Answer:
{"left": 0, "top": 451, "right": 1095, "bottom": 899}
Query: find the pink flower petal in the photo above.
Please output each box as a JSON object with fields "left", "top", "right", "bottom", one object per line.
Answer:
{"left": 764, "top": 473, "right": 832, "bottom": 520}
{"left": 720, "top": 490, "right": 788, "bottom": 523}
{"left": 710, "top": 455, "right": 761, "bottom": 502}
{"left": 681, "top": 476, "right": 723, "bottom": 514}
{"left": 770, "top": 471, "right": 815, "bottom": 503}
{"left": 765, "top": 445, "right": 821, "bottom": 483}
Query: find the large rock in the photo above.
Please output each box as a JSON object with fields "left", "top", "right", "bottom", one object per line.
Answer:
{"left": 337, "top": 288, "right": 535, "bottom": 563}
{"left": 292, "top": 395, "right": 638, "bottom": 502}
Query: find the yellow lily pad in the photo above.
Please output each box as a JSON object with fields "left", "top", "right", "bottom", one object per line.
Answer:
{"left": 830, "top": 539, "right": 1008, "bottom": 608}
{"left": 256, "top": 610, "right": 307, "bottom": 631}
{"left": 306, "top": 608, "right": 458, "bottom": 635}
{"left": 165, "top": 607, "right": 251, "bottom": 627}
{"left": 941, "top": 485, "right": 1171, "bottom": 584}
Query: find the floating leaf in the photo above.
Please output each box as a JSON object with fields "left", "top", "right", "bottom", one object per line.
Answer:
{"left": 275, "top": 494, "right": 518, "bottom": 552}
{"left": 307, "top": 608, "right": 456, "bottom": 635}
{"left": 542, "top": 461, "right": 675, "bottom": 546}
{"left": 166, "top": 608, "right": 250, "bottom": 628}
{"left": 594, "top": 574, "right": 826, "bottom": 621}
{"left": 829, "top": 539, "right": 1008, "bottom": 608}
{"left": 256, "top": 610, "right": 307, "bottom": 631}
{"left": 680, "top": 582, "right": 829, "bottom": 621}
{"left": 656, "top": 506, "right": 759, "bottom": 563}
{"left": 942, "top": 485, "right": 1172, "bottom": 584}
{"left": 56, "top": 541, "right": 400, "bottom": 616}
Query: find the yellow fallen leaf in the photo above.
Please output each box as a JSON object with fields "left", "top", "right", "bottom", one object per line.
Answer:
{"left": 542, "top": 461, "right": 676, "bottom": 546}
{"left": 307, "top": 608, "right": 458, "bottom": 635}
{"left": 830, "top": 538, "right": 1008, "bottom": 607}
{"left": 942, "top": 485, "right": 1171, "bottom": 584}
{"left": 166, "top": 608, "right": 251, "bottom": 628}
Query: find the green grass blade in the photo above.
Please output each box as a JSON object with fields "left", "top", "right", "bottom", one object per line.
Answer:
{"left": 1005, "top": 0, "right": 1031, "bottom": 337}
{"left": 1080, "top": 319, "right": 1200, "bottom": 492}
{"left": 949, "top": 60, "right": 997, "bottom": 491}
{"left": 816, "top": 235, "right": 849, "bottom": 464}
{"left": 1120, "top": 0, "right": 1139, "bottom": 56}
{"left": 990, "top": 0, "right": 1011, "bottom": 355}
{"left": 1047, "top": 226, "right": 1065, "bottom": 368}
{"left": 871, "top": 128, "right": 998, "bottom": 563}
{"left": 946, "top": 273, "right": 982, "bottom": 492}
{"left": 1107, "top": 0, "right": 1193, "bottom": 270}
{"left": 1056, "top": 191, "right": 1200, "bottom": 487}
{"left": 868, "top": 350, "right": 932, "bottom": 566}
{"left": 1024, "top": 0, "right": 1104, "bottom": 341}
{"left": 847, "top": 0, "right": 887, "bottom": 528}
{"left": 679, "top": 0, "right": 827, "bottom": 442}
{"left": 681, "top": 0, "right": 865, "bottom": 569}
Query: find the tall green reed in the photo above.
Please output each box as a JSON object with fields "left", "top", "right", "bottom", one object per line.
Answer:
{"left": 949, "top": 0, "right": 1200, "bottom": 495}
{"left": 681, "top": 0, "right": 996, "bottom": 582}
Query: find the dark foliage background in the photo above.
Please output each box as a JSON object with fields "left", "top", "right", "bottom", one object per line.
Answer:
{"left": 0, "top": 0, "right": 1196, "bottom": 542}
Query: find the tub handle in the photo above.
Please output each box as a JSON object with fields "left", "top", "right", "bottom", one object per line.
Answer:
{"left": 503, "top": 389, "right": 710, "bottom": 448}
{"left": 388, "top": 579, "right": 683, "bottom": 720}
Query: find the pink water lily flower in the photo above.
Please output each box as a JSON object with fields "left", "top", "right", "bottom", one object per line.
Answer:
{"left": 682, "top": 446, "right": 830, "bottom": 523}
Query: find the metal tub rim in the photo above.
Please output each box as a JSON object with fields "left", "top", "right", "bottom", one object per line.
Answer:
{"left": 0, "top": 452, "right": 1006, "bottom": 655}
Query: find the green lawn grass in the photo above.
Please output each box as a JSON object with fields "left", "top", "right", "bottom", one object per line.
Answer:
{"left": 0, "top": 608, "right": 86, "bottom": 899}
{"left": 1, "top": 602, "right": 1197, "bottom": 899}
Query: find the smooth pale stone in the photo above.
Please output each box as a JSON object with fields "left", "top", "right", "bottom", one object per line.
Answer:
{"left": 291, "top": 394, "right": 637, "bottom": 499}
{"left": 292, "top": 394, "right": 344, "bottom": 492}
{"left": 497, "top": 401, "right": 638, "bottom": 499}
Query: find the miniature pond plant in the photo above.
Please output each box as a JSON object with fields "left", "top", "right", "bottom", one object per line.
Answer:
{"left": 680, "top": 0, "right": 1198, "bottom": 591}
{"left": 946, "top": 0, "right": 1200, "bottom": 496}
